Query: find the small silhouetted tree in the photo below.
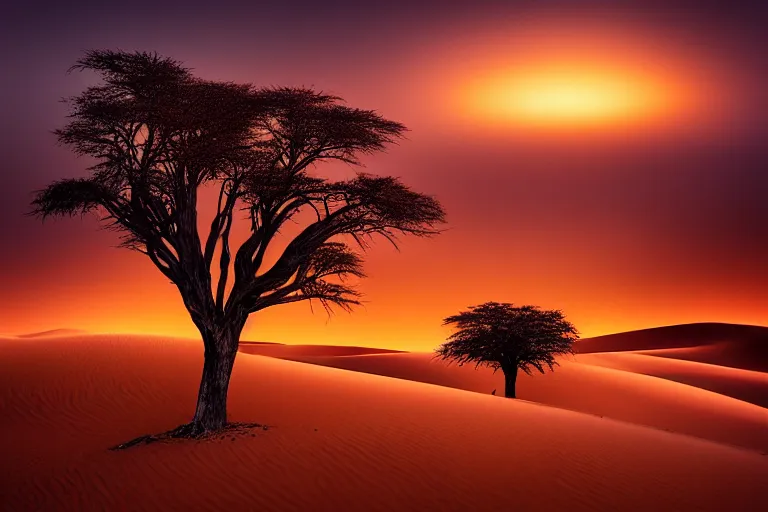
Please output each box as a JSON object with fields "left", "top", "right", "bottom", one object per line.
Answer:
{"left": 30, "top": 50, "right": 445, "bottom": 442}
{"left": 435, "top": 302, "right": 578, "bottom": 398}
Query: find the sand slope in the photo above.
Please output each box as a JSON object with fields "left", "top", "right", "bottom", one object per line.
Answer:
{"left": 576, "top": 351, "right": 768, "bottom": 408}
{"left": 2, "top": 334, "right": 767, "bottom": 511}
{"left": 3, "top": 328, "right": 88, "bottom": 339}
{"left": 271, "top": 351, "right": 768, "bottom": 452}
{"left": 637, "top": 342, "right": 768, "bottom": 373}
{"left": 239, "top": 341, "right": 404, "bottom": 357}
{"left": 575, "top": 323, "right": 768, "bottom": 372}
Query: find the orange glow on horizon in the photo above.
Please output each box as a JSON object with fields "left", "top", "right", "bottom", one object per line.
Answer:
{"left": 2, "top": 231, "right": 766, "bottom": 351}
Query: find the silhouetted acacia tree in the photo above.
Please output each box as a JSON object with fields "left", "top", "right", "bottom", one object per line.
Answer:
{"left": 435, "top": 302, "right": 578, "bottom": 398}
{"left": 30, "top": 50, "right": 445, "bottom": 440}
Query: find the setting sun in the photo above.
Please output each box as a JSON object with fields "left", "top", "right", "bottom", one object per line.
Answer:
{"left": 505, "top": 72, "right": 646, "bottom": 123}
{"left": 464, "top": 63, "right": 677, "bottom": 130}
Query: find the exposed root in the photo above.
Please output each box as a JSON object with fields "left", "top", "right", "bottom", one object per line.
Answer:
{"left": 109, "top": 422, "right": 269, "bottom": 451}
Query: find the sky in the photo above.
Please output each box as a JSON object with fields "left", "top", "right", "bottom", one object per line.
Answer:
{"left": 1, "top": 0, "right": 766, "bottom": 350}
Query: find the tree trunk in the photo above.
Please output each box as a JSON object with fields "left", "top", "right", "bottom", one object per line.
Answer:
{"left": 192, "top": 322, "right": 243, "bottom": 431}
{"left": 502, "top": 365, "right": 519, "bottom": 398}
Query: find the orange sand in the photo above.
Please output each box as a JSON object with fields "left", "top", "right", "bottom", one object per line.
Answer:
{"left": 4, "top": 328, "right": 88, "bottom": 339}
{"left": 576, "top": 351, "right": 768, "bottom": 408}
{"left": 637, "top": 342, "right": 768, "bottom": 373}
{"left": 575, "top": 323, "right": 768, "bottom": 370}
{"left": 1, "top": 331, "right": 767, "bottom": 510}
{"left": 262, "top": 351, "right": 768, "bottom": 452}
{"left": 239, "top": 341, "right": 404, "bottom": 357}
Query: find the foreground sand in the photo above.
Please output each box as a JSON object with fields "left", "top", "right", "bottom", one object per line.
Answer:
{"left": 1, "top": 333, "right": 767, "bottom": 511}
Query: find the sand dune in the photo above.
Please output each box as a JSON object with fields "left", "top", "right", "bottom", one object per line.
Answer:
{"left": 8, "top": 328, "right": 89, "bottom": 338}
{"left": 575, "top": 323, "right": 768, "bottom": 371}
{"left": 637, "top": 341, "right": 768, "bottom": 373}
{"left": 577, "top": 351, "right": 768, "bottom": 408}
{"left": 272, "top": 351, "right": 768, "bottom": 453}
{"left": 239, "top": 342, "right": 404, "bottom": 357}
{"left": 2, "top": 334, "right": 767, "bottom": 511}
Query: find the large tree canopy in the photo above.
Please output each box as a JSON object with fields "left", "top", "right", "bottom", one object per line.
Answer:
{"left": 31, "top": 50, "right": 446, "bottom": 439}
{"left": 436, "top": 302, "right": 578, "bottom": 398}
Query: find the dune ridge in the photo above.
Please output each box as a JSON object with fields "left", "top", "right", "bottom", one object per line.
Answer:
{"left": 574, "top": 323, "right": 768, "bottom": 371}
{"left": 576, "top": 351, "right": 768, "bottom": 408}
{"left": 637, "top": 341, "right": 768, "bottom": 373}
{"left": 5, "top": 328, "right": 89, "bottom": 339}
{"left": 239, "top": 342, "right": 405, "bottom": 357}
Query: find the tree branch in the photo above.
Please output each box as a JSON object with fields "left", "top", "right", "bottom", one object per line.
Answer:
{"left": 215, "top": 198, "right": 235, "bottom": 312}
{"left": 203, "top": 178, "right": 237, "bottom": 270}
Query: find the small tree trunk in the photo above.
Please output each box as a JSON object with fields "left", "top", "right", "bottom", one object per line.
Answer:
{"left": 192, "top": 322, "right": 243, "bottom": 431}
{"left": 503, "top": 365, "right": 519, "bottom": 399}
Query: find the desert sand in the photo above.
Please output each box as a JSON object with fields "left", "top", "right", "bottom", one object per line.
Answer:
{"left": 1, "top": 325, "right": 767, "bottom": 510}
{"left": 247, "top": 352, "right": 768, "bottom": 453}
{"left": 576, "top": 323, "right": 768, "bottom": 371}
{"left": 6, "top": 328, "right": 88, "bottom": 339}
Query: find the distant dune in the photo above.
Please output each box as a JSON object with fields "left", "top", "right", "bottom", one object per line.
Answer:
{"left": 1, "top": 333, "right": 767, "bottom": 510}
{"left": 239, "top": 342, "right": 405, "bottom": 357}
{"left": 577, "top": 351, "right": 768, "bottom": 408}
{"left": 9, "top": 328, "right": 89, "bottom": 338}
{"left": 575, "top": 323, "right": 768, "bottom": 370}
{"left": 637, "top": 341, "right": 768, "bottom": 373}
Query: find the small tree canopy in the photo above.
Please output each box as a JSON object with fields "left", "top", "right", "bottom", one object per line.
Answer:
{"left": 436, "top": 302, "right": 579, "bottom": 375}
